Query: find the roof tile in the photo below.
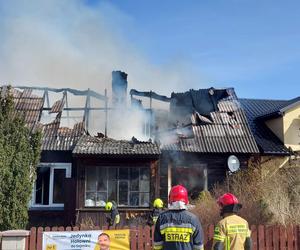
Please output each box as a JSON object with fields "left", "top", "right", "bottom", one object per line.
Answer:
{"left": 240, "top": 98, "right": 290, "bottom": 155}
{"left": 161, "top": 88, "right": 259, "bottom": 154}
{"left": 73, "top": 135, "right": 160, "bottom": 156}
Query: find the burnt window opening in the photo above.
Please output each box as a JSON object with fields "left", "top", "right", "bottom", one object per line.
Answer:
{"left": 35, "top": 167, "right": 50, "bottom": 205}
{"left": 32, "top": 163, "right": 71, "bottom": 207}
{"left": 85, "top": 167, "right": 150, "bottom": 207}
{"left": 172, "top": 164, "right": 208, "bottom": 200}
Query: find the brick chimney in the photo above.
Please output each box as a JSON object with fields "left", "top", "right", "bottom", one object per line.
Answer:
{"left": 112, "top": 70, "right": 128, "bottom": 107}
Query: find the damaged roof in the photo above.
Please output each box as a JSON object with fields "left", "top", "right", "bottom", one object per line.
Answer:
{"left": 161, "top": 88, "right": 259, "bottom": 154}
{"left": 11, "top": 88, "right": 44, "bottom": 130}
{"left": 240, "top": 98, "right": 291, "bottom": 155}
{"left": 73, "top": 135, "right": 161, "bottom": 156}
{"left": 7, "top": 87, "right": 86, "bottom": 151}
{"left": 41, "top": 119, "right": 84, "bottom": 151}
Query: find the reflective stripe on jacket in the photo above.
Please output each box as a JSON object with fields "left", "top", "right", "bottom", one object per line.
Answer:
{"left": 212, "top": 214, "right": 251, "bottom": 250}
{"left": 152, "top": 208, "right": 163, "bottom": 224}
{"left": 154, "top": 209, "right": 204, "bottom": 250}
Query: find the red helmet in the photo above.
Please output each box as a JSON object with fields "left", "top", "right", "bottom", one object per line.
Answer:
{"left": 217, "top": 193, "right": 239, "bottom": 207}
{"left": 169, "top": 185, "right": 189, "bottom": 205}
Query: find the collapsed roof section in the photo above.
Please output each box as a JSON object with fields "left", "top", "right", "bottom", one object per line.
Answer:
{"left": 11, "top": 88, "right": 44, "bottom": 131}
{"left": 3, "top": 86, "right": 107, "bottom": 151}
{"left": 158, "top": 88, "right": 259, "bottom": 154}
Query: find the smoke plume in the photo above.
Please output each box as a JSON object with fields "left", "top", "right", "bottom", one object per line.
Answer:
{"left": 0, "top": 0, "right": 201, "bottom": 139}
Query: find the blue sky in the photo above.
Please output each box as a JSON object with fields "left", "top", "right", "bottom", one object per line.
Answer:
{"left": 88, "top": 0, "right": 300, "bottom": 99}
{"left": 0, "top": 0, "right": 299, "bottom": 100}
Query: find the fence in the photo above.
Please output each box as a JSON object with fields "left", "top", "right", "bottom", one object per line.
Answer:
{"left": 7, "top": 225, "right": 300, "bottom": 250}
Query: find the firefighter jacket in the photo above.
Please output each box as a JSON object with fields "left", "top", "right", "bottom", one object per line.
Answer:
{"left": 153, "top": 209, "right": 204, "bottom": 250}
{"left": 106, "top": 207, "right": 120, "bottom": 226}
{"left": 212, "top": 214, "right": 251, "bottom": 250}
{"left": 148, "top": 208, "right": 163, "bottom": 226}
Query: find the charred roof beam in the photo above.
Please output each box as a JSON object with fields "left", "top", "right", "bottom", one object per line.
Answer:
{"left": 14, "top": 86, "right": 107, "bottom": 101}
{"left": 130, "top": 89, "right": 171, "bottom": 102}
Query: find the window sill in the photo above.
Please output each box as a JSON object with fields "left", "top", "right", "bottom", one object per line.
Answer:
{"left": 77, "top": 207, "right": 151, "bottom": 212}
{"left": 29, "top": 206, "right": 64, "bottom": 211}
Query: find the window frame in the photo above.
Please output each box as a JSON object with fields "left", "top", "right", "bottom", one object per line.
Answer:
{"left": 84, "top": 166, "right": 151, "bottom": 208}
{"left": 30, "top": 162, "right": 71, "bottom": 208}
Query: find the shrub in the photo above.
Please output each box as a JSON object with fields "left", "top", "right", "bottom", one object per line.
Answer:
{"left": 191, "top": 161, "right": 300, "bottom": 226}
{"left": 0, "top": 87, "right": 42, "bottom": 230}
{"left": 191, "top": 191, "right": 220, "bottom": 229}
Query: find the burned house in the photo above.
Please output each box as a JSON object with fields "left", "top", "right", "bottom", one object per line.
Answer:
{"left": 5, "top": 69, "right": 287, "bottom": 227}
{"left": 132, "top": 87, "right": 260, "bottom": 201}
{"left": 3, "top": 71, "right": 161, "bottom": 227}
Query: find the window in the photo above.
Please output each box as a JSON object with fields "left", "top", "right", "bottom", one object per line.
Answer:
{"left": 85, "top": 167, "right": 150, "bottom": 207}
{"left": 172, "top": 164, "right": 207, "bottom": 200}
{"left": 30, "top": 163, "right": 71, "bottom": 207}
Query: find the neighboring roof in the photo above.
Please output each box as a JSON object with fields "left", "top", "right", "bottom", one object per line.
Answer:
{"left": 73, "top": 135, "right": 161, "bottom": 156}
{"left": 6, "top": 87, "right": 86, "bottom": 151}
{"left": 254, "top": 96, "right": 300, "bottom": 120}
{"left": 240, "top": 98, "right": 290, "bottom": 155}
{"left": 161, "top": 88, "right": 259, "bottom": 154}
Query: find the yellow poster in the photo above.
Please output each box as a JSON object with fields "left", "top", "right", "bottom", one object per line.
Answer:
{"left": 46, "top": 244, "right": 57, "bottom": 250}
{"left": 93, "top": 229, "right": 130, "bottom": 250}
{"left": 43, "top": 230, "right": 130, "bottom": 250}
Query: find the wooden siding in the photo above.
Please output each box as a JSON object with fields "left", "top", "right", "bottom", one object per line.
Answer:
{"left": 76, "top": 209, "right": 151, "bottom": 227}
{"left": 40, "top": 151, "right": 72, "bottom": 163}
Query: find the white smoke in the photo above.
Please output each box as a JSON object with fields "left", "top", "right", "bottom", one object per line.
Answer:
{"left": 0, "top": 0, "right": 203, "bottom": 139}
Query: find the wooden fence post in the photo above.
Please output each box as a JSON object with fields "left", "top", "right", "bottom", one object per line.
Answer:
{"left": 151, "top": 226, "right": 155, "bottom": 245}
{"left": 280, "top": 225, "right": 287, "bottom": 250}
{"left": 130, "top": 226, "right": 137, "bottom": 250}
{"left": 251, "top": 225, "right": 258, "bottom": 250}
{"left": 258, "top": 225, "right": 265, "bottom": 250}
{"left": 295, "top": 225, "right": 299, "bottom": 250}
{"left": 265, "top": 226, "right": 273, "bottom": 250}
{"left": 29, "top": 227, "right": 36, "bottom": 250}
{"left": 36, "top": 227, "right": 43, "bottom": 250}
{"left": 137, "top": 225, "right": 144, "bottom": 250}
{"left": 272, "top": 225, "right": 280, "bottom": 250}
{"left": 204, "top": 224, "right": 214, "bottom": 249}
{"left": 287, "top": 225, "right": 294, "bottom": 250}
{"left": 144, "top": 226, "right": 151, "bottom": 250}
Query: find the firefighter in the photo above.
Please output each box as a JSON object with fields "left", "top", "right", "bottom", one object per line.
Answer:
{"left": 104, "top": 201, "right": 120, "bottom": 227}
{"left": 212, "top": 193, "right": 252, "bottom": 250}
{"left": 153, "top": 185, "right": 204, "bottom": 250}
{"left": 148, "top": 198, "right": 164, "bottom": 226}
